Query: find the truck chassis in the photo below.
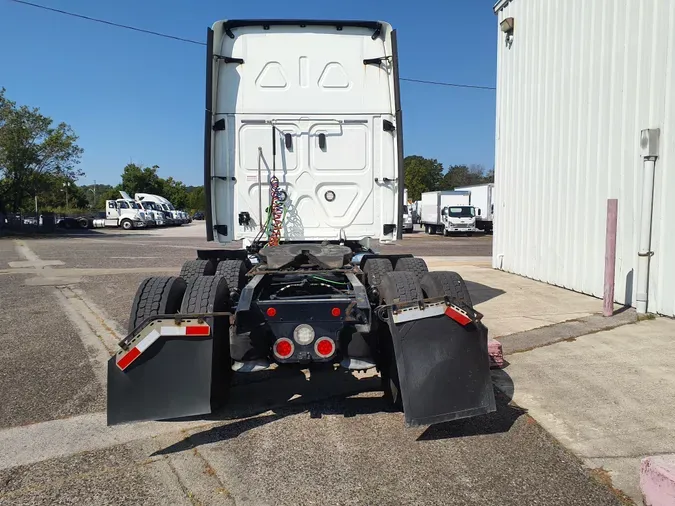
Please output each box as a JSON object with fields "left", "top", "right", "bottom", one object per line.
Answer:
{"left": 107, "top": 242, "right": 496, "bottom": 427}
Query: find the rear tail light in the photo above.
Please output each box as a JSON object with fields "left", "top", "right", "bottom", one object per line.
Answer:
{"left": 315, "top": 337, "right": 336, "bottom": 358}
{"left": 266, "top": 307, "right": 277, "bottom": 317}
{"left": 331, "top": 307, "right": 341, "bottom": 317}
{"left": 273, "top": 338, "right": 294, "bottom": 359}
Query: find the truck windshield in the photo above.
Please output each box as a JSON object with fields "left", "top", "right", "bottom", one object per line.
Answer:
{"left": 403, "top": 205, "right": 409, "bottom": 214}
{"left": 166, "top": 203, "right": 175, "bottom": 211}
{"left": 445, "top": 206, "right": 475, "bottom": 218}
{"left": 130, "top": 202, "right": 141, "bottom": 210}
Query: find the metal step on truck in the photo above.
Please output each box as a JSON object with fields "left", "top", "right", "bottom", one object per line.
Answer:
{"left": 107, "top": 19, "right": 496, "bottom": 427}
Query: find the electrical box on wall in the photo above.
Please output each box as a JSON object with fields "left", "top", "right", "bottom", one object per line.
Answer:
{"left": 640, "top": 128, "right": 660, "bottom": 158}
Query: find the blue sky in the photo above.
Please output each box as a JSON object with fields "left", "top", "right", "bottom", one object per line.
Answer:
{"left": 0, "top": 0, "right": 497, "bottom": 186}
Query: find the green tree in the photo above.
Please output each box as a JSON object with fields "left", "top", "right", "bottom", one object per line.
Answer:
{"left": 0, "top": 88, "right": 83, "bottom": 212}
{"left": 120, "top": 163, "right": 163, "bottom": 196}
{"left": 403, "top": 155, "right": 444, "bottom": 201}
{"left": 161, "top": 177, "right": 189, "bottom": 209}
{"left": 441, "top": 164, "right": 491, "bottom": 189}
{"left": 186, "top": 186, "right": 205, "bottom": 212}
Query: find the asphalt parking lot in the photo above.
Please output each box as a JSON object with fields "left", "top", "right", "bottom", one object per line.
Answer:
{"left": 0, "top": 224, "right": 625, "bottom": 505}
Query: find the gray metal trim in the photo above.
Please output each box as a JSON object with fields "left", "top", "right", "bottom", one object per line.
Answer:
{"left": 237, "top": 274, "right": 265, "bottom": 312}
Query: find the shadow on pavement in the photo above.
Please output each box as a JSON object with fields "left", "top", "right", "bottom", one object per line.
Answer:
{"left": 465, "top": 280, "right": 506, "bottom": 305}
{"left": 153, "top": 368, "right": 521, "bottom": 456}
{"left": 416, "top": 371, "right": 524, "bottom": 441}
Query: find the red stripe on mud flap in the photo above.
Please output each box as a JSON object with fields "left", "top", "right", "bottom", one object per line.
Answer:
{"left": 117, "top": 347, "right": 141, "bottom": 371}
{"left": 444, "top": 306, "right": 472, "bottom": 326}
{"left": 185, "top": 325, "right": 210, "bottom": 336}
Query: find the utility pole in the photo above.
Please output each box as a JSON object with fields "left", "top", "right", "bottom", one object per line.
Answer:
{"left": 63, "top": 181, "right": 70, "bottom": 213}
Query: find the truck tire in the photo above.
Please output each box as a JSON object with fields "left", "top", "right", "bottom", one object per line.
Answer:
{"left": 128, "top": 276, "right": 187, "bottom": 333}
{"left": 180, "top": 275, "right": 232, "bottom": 402}
{"left": 121, "top": 219, "right": 133, "bottom": 230}
{"left": 180, "top": 259, "right": 216, "bottom": 285}
{"left": 363, "top": 258, "right": 393, "bottom": 289}
{"left": 420, "top": 271, "right": 473, "bottom": 310}
{"left": 378, "top": 271, "right": 423, "bottom": 410}
{"left": 214, "top": 260, "right": 247, "bottom": 292}
{"left": 394, "top": 257, "right": 428, "bottom": 280}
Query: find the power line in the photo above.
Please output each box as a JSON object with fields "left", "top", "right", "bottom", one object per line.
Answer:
{"left": 8, "top": 0, "right": 496, "bottom": 91}
{"left": 8, "top": 0, "right": 204, "bottom": 46}
{"left": 399, "top": 78, "right": 495, "bottom": 91}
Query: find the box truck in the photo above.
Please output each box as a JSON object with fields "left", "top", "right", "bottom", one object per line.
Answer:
{"left": 421, "top": 190, "right": 477, "bottom": 235}
{"left": 455, "top": 183, "right": 494, "bottom": 233}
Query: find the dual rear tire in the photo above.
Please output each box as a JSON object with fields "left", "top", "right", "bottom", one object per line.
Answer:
{"left": 373, "top": 263, "right": 473, "bottom": 411}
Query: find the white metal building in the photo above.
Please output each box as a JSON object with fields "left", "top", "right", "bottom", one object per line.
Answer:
{"left": 493, "top": 0, "right": 675, "bottom": 316}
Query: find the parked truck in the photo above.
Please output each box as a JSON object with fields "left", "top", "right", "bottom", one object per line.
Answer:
{"left": 454, "top": 183, "right": 494, "bottom": 233}
{"left": 106, "top": 19, "right": 495, "bottom": 428}
{"left": 100, "top": 199, "right": 149, "bottom": 230}
{"left": 421, "top": 190, "right": 477, "bottom": 235}
{"left": 120, "top": 191, "right": 165, "bottom": 226}
{"left": 135, "top": 193, "right": 185, "bottom": 226}
{"left": 402, "top": 189, "right": 413, "bottom": 233}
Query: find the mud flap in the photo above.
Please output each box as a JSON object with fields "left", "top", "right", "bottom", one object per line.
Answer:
{"left": 387, "top": 304, "right": 496, "bottom": 427}
{"left": 107, "top": 318, "right": 228, "bottom": 425}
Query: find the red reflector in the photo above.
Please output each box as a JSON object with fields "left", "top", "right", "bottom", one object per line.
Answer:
{"left": 315, "top": 338, "right": 335, "bottom": 357}
{"left": 331, "top": 307, "right": 341, "bottom": 317}
{"left": 445, "top": 306, "right": 472, "bottom": 326}
{"left": 186, "top": 325, "right": 210, "bottom": 336}
{"left": 274, "top": 339, "right": 293, "bottom": 358}
{"left": 117, "top": 347, "right": 141, "bottom": 371}
{"left": 266, "top": 307, "right": 277, "bottom": 317}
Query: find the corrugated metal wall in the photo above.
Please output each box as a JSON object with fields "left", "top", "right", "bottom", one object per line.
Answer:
{"left": 494, "top": 0, "right": 675, "bottom": 316}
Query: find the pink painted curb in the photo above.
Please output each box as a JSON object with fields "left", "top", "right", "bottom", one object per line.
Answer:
{"left": 488, "top": 338, "right": 505, "bottom": 369}
{"left": 641, "top": 455, "right": 675, "bottom": 506}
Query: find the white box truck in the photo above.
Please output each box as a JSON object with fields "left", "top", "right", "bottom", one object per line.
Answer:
{"left": 421, "top": 190, "right": 477, "bottom": 235}
{"left": 106, "top": 19, "right": 495, "bottom": 429}
{"left": 455, "top": 183, "right": 494, "bottom": 233}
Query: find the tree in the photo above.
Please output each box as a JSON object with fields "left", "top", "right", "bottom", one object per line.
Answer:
{"left": 161, "top": 177, "right": 189, "bottom": 209}
{"left": 120, "top": 163, "right": 163, "bottom": 196}
{"left": 0, "top": 88, "right": 83, "bottom": 212}
{"left": 441, "top": 164, "right": 492, "bottom": 190}
{"left": 404, "top": 155, "right": 444, "bottom": 201}
{"left": 186, "top": 186, "right": 206, "bottom": 212}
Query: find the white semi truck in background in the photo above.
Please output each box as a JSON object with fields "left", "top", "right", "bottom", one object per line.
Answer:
{"left": 120, "top": 191, "right": 165, "bottom": 226}
{"left": 135, "top": 193, "right": 187, "bottom": 226}
{"left": 101, "top": 198, "right": 149, "bottom": 230}
{"left": 106, "top": 19, "right": 495, "bottom": 429}
{"left": 454, "top": 183, "right": 494, "bottom": 233}
{"left": 421, "top": 190, "right": 477, "bottom": 236}
{"left": 402, "top": 189, "right": 413, "bottom": 233}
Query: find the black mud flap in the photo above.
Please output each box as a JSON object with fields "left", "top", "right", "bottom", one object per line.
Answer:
{"left": 107, "top": 318, "right": 228, "bottom": 426}
{"left": 387, "top": 305, "right": 496, "bottom": 427}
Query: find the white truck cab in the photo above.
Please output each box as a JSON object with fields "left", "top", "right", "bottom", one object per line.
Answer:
{"left": 119, "top": 191, "right": 163, "bottom": 226}
{"left": 105, "top": 199, "right": 147, "bottom": 230}
{"left": 441, "top": 205, "right": 477, "bottom": 235}
{"left": 135, "top": 193, "right": 185, "bottom": 226}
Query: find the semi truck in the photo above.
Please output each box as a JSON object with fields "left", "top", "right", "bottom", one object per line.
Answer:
{"left": 454, "top": 183, "right": 494, "bottom": 233}
{"left": 120, "top": 191, "right": 165, "bottom": 226}
{"left": 135, "top": 193, "right": 186, "bottom": 225}
{"left": 421, "top": 191, "right": 477, "bottom": 235}
{"left": 107, "top": 19, "right": 495, "bottom": 428}
{"left": 402, "top": 189, "right": 413, "bottom": 233}
{"left": 101, "top": 199, "right": 149, "bottom": 230}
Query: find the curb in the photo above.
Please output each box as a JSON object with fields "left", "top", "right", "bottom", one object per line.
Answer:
{"left": 641, "top": 455, "right": 675, "bottom": 506}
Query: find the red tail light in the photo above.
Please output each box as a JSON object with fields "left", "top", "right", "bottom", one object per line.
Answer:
{"left": 331, "top": 307, "right": 341, "bottom": 317}
{"left": 315, "top": 337, "right": 336, "bottom": 358}
{"left": 266, "top": 307, "right": 277, "bottom": 317}
{"left": 273, "top": 338, "right": 294, "bottom": 359}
